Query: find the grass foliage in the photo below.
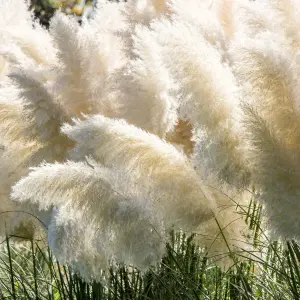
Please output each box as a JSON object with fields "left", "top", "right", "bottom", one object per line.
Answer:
{"left": 0, "top": 200, "right": 300, "bottom": 299}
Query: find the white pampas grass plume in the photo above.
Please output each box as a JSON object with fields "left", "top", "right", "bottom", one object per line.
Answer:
{"left": 12, "top": 161, "right": 115, "bottom": 212}
{"left": 77, "top": 22, "right": 125, "bottom": 118}
{"left": 10, "top": 73, "right": 66, "bottom": 136}
{"left": 0, "top": 84, "right": 32, "bottom": 142}
{"left": 50, "top": 12, "right": 90, "bottom": 117}
{"left": 0, "top": 0, "right": 30, "bottom": 29}
{"left": 9, "top": 71, "right": 72, "bottom": 160}
{"left": 150, "top": 18, "right": 249, "bottom": 187}
{"left": 0, "top": 0, "right": 57, "bottom": 68}
{"left": 0, "top": 56, "right": 10, "bottom": 80}
{"left": 12, "top": 161, "right": 166, "bottom": 274}
{"left": 169, "top": 0, "right": 227, "bottom": 52}
{"left": 115, "top": 24, "right": 178, "bottom": 137}
{"left": 231, "top": 34, "right": 300, "bottom": 143}
{"left": 62, "top": 115, "right": 216, "bottom": 231}
{"left": 192, "top": 128, "right": 250, "bottom": 189}
{"left": 88, "top": 0, "right": 127, "bottom": 33}
{"left": 151, "top": 19, "right": 236, "bottom": 133}
{"left": 232, "top": 1, "right": 280, "bottom": 39}
{"left": 48, "top": 206, "right": 111, "bottom": 281}
{"left": 264, "top": 0, "right": 300, "bottom": 52}
{"left": 231, "top": 31, "right": 300, "bottom": 239}
{"left": 0, "top": 0, "right": 31, "bottom": 78}
{"left": 0, "top": 139, "right": 45, "bottom": 238}
{"left": 48, "top": 200, "right": 165, "bottom": 279}
{"left": 242, "top": 104, "right": 300, "bottom": 240}
{"left": 1, "top": 23, "right": 57, "bottom": 67}
{"left": 124, "top": 0, "right": 169, "bottom": 27}
{"left": 50, "top": 12, "right": 123, "bottom": 118}
{"left": 118, "top": 0, "right": 171, "bottom": 58}
{"left": 0, "top": 140, "right": 41, "bottom": 191}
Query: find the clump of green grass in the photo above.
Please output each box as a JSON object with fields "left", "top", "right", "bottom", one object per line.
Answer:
{"left": 0, "top": 199, "right": 300, "bottom": 299}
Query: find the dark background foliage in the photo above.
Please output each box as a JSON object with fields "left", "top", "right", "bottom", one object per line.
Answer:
{"left": 30, "top": 0, "right": 124, "bottom": 27}
{"left": 30, "top": 0, "right": 94, "bottom": 27}
{"left": 30, "top": 0, "right": 58, "bottom": 27}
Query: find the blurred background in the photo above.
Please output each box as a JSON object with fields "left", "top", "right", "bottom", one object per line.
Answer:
{"left": 30, "top": 0, "right": 99, "bottom": 26}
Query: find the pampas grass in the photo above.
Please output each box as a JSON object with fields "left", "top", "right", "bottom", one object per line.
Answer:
{"left": 1, "top": 0, "right": 300, "bottom": 286}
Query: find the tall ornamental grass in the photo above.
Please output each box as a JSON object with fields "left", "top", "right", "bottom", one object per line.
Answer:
{"left": 1, "top": 0, "right": 300, "bottom": 296}
{"left": 1, "top": 206, "right": 300, "bottom": 299}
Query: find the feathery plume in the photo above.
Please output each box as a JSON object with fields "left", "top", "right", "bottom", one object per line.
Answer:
{"left": 231, "top": 34, "right": 300, "bottom": 144}
{"left": 10, "top": 71, "right": 72, "bottom": 160}
{"left": 115, "top": 24, "right": 178, "bottom": 137}
{"left": 50, "top": 12, "right": 90, "bottom": 116}
{"left": 12, "top": 161, "right": 166, "bottom": 274}
{"left": 4, "top": 0, "right": 300, "bottom": 277}
{"left": 50, "top": 11, "right": 124, "bottom": 118}
{"left": 0, "top": 84, "right": 32, "bottom": 142}
{"left": 266, "top": 0, "right": 300, "bottom": 52}
{"left": 232, "top": 0, "right": 279, "bottom": 39}
{"left": 62, "top": 115, "right": 216, "bottom": 231}
{"left": 169, "top": 0, "right": 227, "bottom": 52}
{"left": 0, "top": 56, "right": 9, "bottom": 80}
{"left": 0, "top": 139, "right": 46, "bottom": 238}
{"left": 242, "top": 103, "right": 300, "bottom": 240}
{"left": 0, "top": 0, "right": 30, "bottom": 29}
{"left": 0, "top": 0, "right": 57, "bottom": 68}
{"left": 149, "top": 18, "right": 250, "bottom": 187}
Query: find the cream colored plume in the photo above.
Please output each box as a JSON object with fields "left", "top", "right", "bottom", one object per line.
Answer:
{"left": 1, "top": 23, "right": 57, "bottom": 68}
{"left": 231, "top": 33, "right": 300, "bottom": 159}
{"left": 0, "top": 0, "right": 57, "bottom": 69}
{"left": 169, "top": 0, "right": 227, "bottom": 52}
{"left": 88, "top": 0, "right": 127, "bottom": 33}
{"left": 151, "top": 19, "right": 235, "bottom": 127}
{"left": 230, "top": 9, "right": 300, "bottom": 239}
{"left": 0, "top": 83, "right": 33, "bottom": 142}
{"left": 48, "top": 201, "right": 166, "bottom": 279}
{"left": 62, "top": 115, "right": 216, "bottom": 231}
{"left": 115, "top": 24, "right": 178, "bottom": 138}
{"left": 0, "top": 139, "right": 46, "bottom": 239}
{"left": 78, "top": 24, "right": 125, "bottom": 118}
{"left": 0, "top": 1, "right": 66, "bottom": 237}
{"left": 0, "top": 0, "right": 30, "bottom": 29}
{"left": 50, "top": 12, "right": 124, "bottom": 118}
{"left": 242, "top": 103, "right": 300, "bottom": 240}
{"left": 149, "top": 18, "right": 250, "bottom": 187}
{"left": 50, "top": 12, "right": 90, "bottom": 117}
{"left": 266, "top": 0, "right": 300, "bottom": 52}
{"left": 10, "top": 71, "right": 72, "bottom": 161}
{"left": 4, "top": 0, "right": 300, "bottom": 279}
{"left": 118, "top": 0, "right": 171, "bottom": 59}
{"left": 0, "top": 79, "right": 60, "bottom": 237}
{"left": 12, "top": 161, "right": 166, "bottom": 272}
{"left": 0, "top": 56, "right": 9, "bottom": 80}
{"left": 232, "top": 0, "right": 300, "bottom": 52}
{"left": 48, "top": 206, "right": 112, "bottom": 282}
{"left": 0, "top": 0, "right": 36, "bottom": 80}
{"left": 232, "top": 0, "right": 279, "bottom": 39}
{"left": 123, "top": 0, "right": 170, "bottom": 27}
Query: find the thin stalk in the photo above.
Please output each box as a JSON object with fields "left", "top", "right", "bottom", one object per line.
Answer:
{"left": 5, "top": 235, "right": 16, "bottom": 300}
